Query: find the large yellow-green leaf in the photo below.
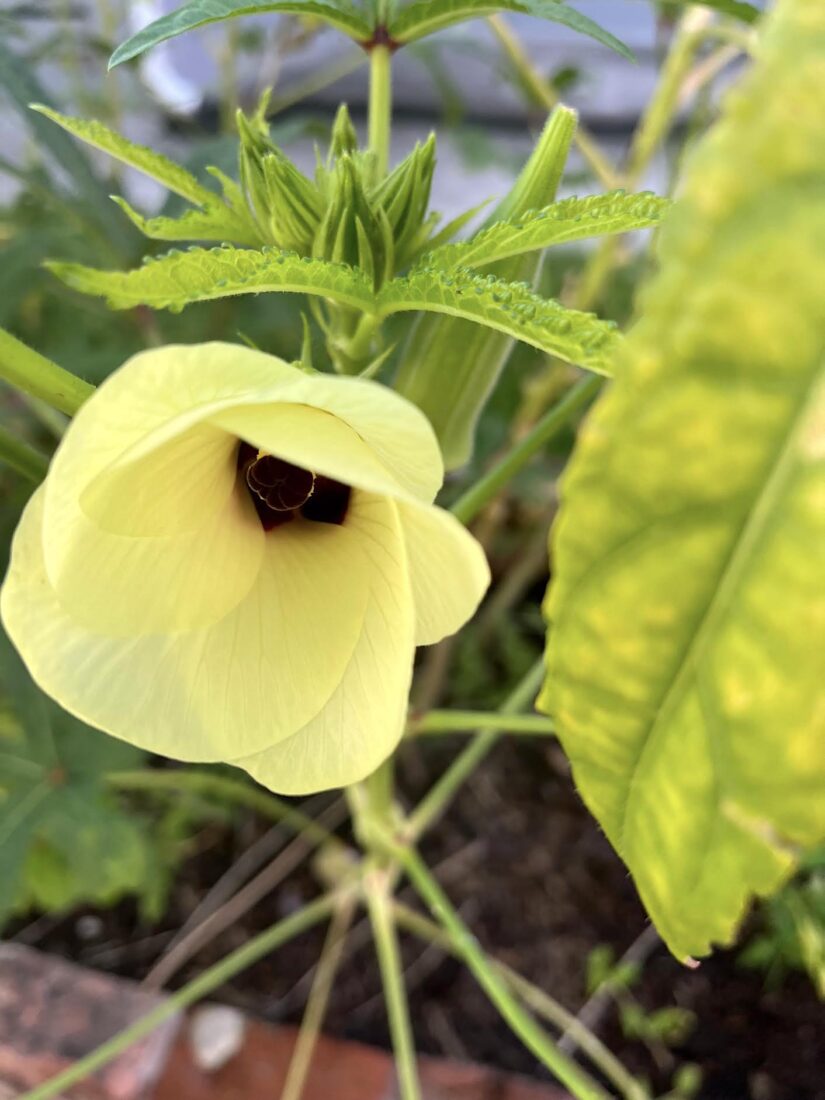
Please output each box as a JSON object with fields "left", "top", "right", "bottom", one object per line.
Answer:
{"left": 539, "top": 0, "right": 825, "bottom": 961}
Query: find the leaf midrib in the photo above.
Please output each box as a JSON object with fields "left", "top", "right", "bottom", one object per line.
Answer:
{"left": 616, "top": 360, "right": 825, "bottom": 861}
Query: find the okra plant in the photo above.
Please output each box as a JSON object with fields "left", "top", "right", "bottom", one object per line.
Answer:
{"left": 0, "top": 0, "right": 822, "bottom": 1098}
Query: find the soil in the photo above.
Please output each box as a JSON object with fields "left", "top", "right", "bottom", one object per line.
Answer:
{"left": 11, "top": 733, "right": 824, "bottom": 1100}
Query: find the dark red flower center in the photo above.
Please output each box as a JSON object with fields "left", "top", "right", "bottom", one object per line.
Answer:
{"left": 237, "top": 442, "right": 351, "bottom": 531}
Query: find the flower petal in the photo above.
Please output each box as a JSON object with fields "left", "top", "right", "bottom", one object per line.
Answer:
{"left": 1, "top": 489, "right": 374, "bottom": 760}
{"left": 213, "top": 403, "right": 422, "bottom": 504}
{"left": 77, "top": 341, "right": 441, "bottom": 503}
{"left": 397, "top": 502, "right": 490, "bottom": 646}
{"left": 233, "top": 495, "right": 415, "bottom": 794}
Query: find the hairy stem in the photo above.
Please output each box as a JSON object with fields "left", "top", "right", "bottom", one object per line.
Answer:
{"left": 0, "top": 328, "right": 94, "bottom": 416}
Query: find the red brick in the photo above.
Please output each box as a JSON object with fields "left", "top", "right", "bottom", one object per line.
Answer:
{"left": 0, "top": 945, "right": 180, "bottom": 1100}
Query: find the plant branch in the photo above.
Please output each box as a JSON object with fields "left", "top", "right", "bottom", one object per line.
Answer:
{"left": 0, "top": 328, "right": 94, "bottom": 416}
{"left": 409, "top": 710, "right": 555, "bottom": 736}
{"left": 392, "top": 901, "right": 649, "bottom": 1100}
{"left": 368, "top": 44, "right": 393, "bottom": 181}
{"left": 107, "top": 769, "right": 336, "bottom": 848}
{"left": 280, "top": 895, "right": 357, "bottom": 1100}
{"left": 364, "top": 868, "right": 422, "bottom": 1100}
{"left": 18, "top": 894, "right": 338, "bottom": 1100}
{"left": 408, "top": 659, "right": 546, "bottom": 841}
{"left": 394, "top": 846, "right": 609, "bottom": 1100}
{"left": 450, "top": 375, "right": 602, "bottom": 526}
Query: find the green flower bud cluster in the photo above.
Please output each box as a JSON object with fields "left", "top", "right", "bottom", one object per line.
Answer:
{"left": 237, "top": 94, "right": 440, "bottom": 372}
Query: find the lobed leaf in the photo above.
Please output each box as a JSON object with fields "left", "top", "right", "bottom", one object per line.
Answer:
{"left": 390, "top": 0, "right": 634, "bottom": 58}
{"left": 540, "top": 0, "right": 825, "bottom": 961}
{"left": 0, "top": 627, "right": 149, "bottom": 926}
{"left": 31, "top": 105, "right": 221, "bottom": 207}
{"left": 109, "top": 0, "right": 373, "bottom": 67}
{"left": 111, "top": 197, "right": 262, "bottom": 247}
{"left": 48, "top": 246, "right": 375, "bottom": 313}
{"left": 378, "top": 266, "right": 619, "bottom": 373}
{"left": 421, "top": 191, "right": 669, "bottom": 271}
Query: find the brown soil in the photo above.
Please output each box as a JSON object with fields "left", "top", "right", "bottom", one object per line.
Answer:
{"left": 14, "top": 735, "right": 824, "bottom": 1100}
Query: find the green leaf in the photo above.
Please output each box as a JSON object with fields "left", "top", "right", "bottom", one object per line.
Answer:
{"left": 48, "top": 246, "right": 375, "bottom": 313}
{"left": 390, "top": 0, "right": 635, "bottom": 59}
{"left": 31, "top": 105, "right": 222, "bottom": 207}
{"left": 394, "top": 106, "right": 577, "bottom": 470}
{"left": 109, "top": 0, "right": 374, "bottom": 68}
{"left": 111, "top": 196, "right": 262, "bottom": 246}
{"left": 0, "top": 627, "right": 149, "bottom": 924}
{"left": 421, "top": 191, "right": 669, "bottom": 271}
{"left": 378, "top": 266, "right": 619, "bottom": 373}
{"left": 662, "top": 0, "right": 760, "bottom": 24}
{"left": 539, "top": 0, "right": 825, "bottom": 961}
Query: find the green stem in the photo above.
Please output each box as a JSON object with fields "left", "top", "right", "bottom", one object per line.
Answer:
{"left": 409, "top": 660, "right": 546, "bottom": 840}
{"left": 0, "top": 328, "right": 94, "bottom": 416}
{"left": 395, "top": 847, "right": 609, "bottom": 1100}
{"left": 364, "top": 869, "right": 422, "bottom": 1100}
{"left": 0, "top": 425, "right": 49, "bottom": 482}
{"left": 392, "top": 902, "right": 649, "bottom": 1100}
{"left": 368, "top": 44, "right": 393, "bottom": 181}
{"left": 486, "top": 15, "right": 621, "bottom": 191}
{"left": 19, "top": 894, "right": 337, "bottom": 1100}
{"left": 573, "top": 8, "right": 714, "bottom": 315}
{"left": 626, "top": 8, "right": 713, "bottom": 184}
{"left": 451, "top": 375, "right": 602, "bottom": 527}
{"left": 280, "top": 897, "right": 356, "bottom": 1100}
{"left": 410, "top": 710, "right": 555, "bottom": 736}
{"left": 107, "top": 769, "right": 334, "bottom": 848}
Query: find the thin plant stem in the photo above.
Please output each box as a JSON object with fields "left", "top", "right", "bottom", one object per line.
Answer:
{"left": 18, "top": 894, "right": 338, "bottom": 1100}
{"left": 368, "top": 44, "right": 393, "bottom": 180}
{"left": 0, "top": 328, "right": 94, "bottom": 416}
{"left": 408, "top": 659, "right": 545, "bottom": 840}
{"left": 220, "top": 22, "right": 242, "bottom": 135}
{"left": 0, "top": 425, "right": 49, "bottom": 482}
{"left": 280, "top": 896, "right": 357, "bottom": 1100}
{"left": 487, "top": 15, "right": 622, "bottom": 191}
{"left": 394, "top": 846, "right": 609, "bottom": 1100}
{"left": 363, "top": 868, "right": 422, "bottom": 1100}
{"left": 107, "top": 769, "right": 335, "bottom": 848}
{"left": 410, "top": 710, "right": 555, "bottom": 736}
{"left": 269, "top": 50, "right": 366, "bottom": 115}
{"left": 392, "top": 901, "right": 649, "bottom": 1100}
{"left": 626, "top": 8, "right": 714, "bottom": 183}
{"left": 451, "top": 374, "right": 602, "bottom": 527}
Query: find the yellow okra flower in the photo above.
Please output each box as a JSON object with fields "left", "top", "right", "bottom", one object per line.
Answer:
{"left": 1, "top": 344, "right": 489, "bottom": 794}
